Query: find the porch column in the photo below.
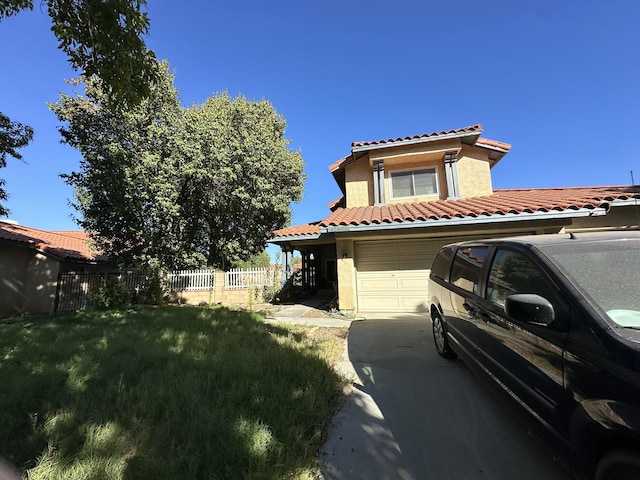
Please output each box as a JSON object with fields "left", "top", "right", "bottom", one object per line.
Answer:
{"left": 280, "top": 246, "right": 293, "bottom": 285}
{"left": 336, "top": 239, "right": 356, "bottom": 312}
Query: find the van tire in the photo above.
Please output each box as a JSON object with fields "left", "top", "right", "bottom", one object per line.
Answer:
{"left": 432, "top": 312, "right": 456, "bottom": 359}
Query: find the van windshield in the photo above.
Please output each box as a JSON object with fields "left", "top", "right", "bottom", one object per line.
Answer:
{"left": 541, "top": 239, "right": 640, "bottom": 328}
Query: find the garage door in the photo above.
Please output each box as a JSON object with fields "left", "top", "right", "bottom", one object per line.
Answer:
{"left": 355, "top": 239, "right": 442, "bottom": 313}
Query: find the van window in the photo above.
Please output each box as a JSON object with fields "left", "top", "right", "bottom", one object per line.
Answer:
{"left": 486, "top": 248, "right": 563, "bottom": 315}
{"left": 431, "top": 246, "right": 454, "bottom": 280}
{"left": 450, "top": 246, "right": 489, "bottom": 294}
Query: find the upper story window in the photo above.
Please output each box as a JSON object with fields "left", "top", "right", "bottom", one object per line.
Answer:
{"left": 390, "top": 168, "right": 438, "bottom": 199}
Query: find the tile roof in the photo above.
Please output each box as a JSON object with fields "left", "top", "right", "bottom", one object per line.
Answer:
{"left": 351, "top": 124, "right": 483, "bottom": 148}
{"left": 0, "top": 222, "right": 106, "bottom": 262}
{"left": 268, "top": 186, "right": 640, "bottom": 239}
{"left": 328, "top": 124, "right": 510, "bottom": 174}
{"left": 475, "top": 138, "right": 511, "bottom": 152}
{"left": 270, "top": 222, "right": 323, "bottom": 238}
{"left": 327, "top": 197, "right": 344, "bottom": 211}
{"left": 328, "top": 154, "right": 351, "bottom": 173}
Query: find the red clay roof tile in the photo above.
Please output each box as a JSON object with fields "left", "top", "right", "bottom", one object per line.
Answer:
{"left": 328, "top": 155, "right": 351, "bottom": 173}
{"left": 475, "top": 138, "right": 512, "bottom": 151}
{"left": 351, "top": 124, "right": 483, "bottom": 148}
{"left": 270, "top": 222, "right": 322, "bottom": 238}
{"left": 329, "top": 125, "right": 508, "bottom": 174}
{"left": 269, "top": 186, "right": 640, "bottom": 239}
{"left": 0, "top": 223, "right": 105, "bottom": 262}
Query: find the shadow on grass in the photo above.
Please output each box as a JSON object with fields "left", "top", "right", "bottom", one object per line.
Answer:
{"left": 0, "top": 306, "right": 345, "bottom": 479}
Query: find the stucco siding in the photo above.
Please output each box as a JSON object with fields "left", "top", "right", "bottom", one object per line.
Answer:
{"left": 336, "top": 239, "right": 356, "bottom": 311}
{"left": 0, "top": 245, "right": 60, "bottom": 318}
{"left": 456, "top": 150, "right": 493, "bottom": 197}
{"left": 567, "top": 205, "right": 640, "bottom": 231}
{"left": 23, "top": 253, "right": 60, "bottom": 315}
{"left": 345, "top": 159, "right": 372, "bottom": 207}
{"left": 0, "top": 245, "right": 30, "bottom": 317}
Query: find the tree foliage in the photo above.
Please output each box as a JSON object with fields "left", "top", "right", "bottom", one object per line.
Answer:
{"left": 0, "top": 112, "right": 34, "bottom": 215}
{"left": 51, "top": 62, "right": 192, "bottom": 269}
{"left": 51, "top": 62, "right": 305, "bottom": 270}
{"left": 1, "top": 0, "right": 157, "bottom": 108}
{"left": 233, "top": 251, "right": 272, "bottom": 269}
{"left": 181, "top": 93, "right": 305, "bottom": 267}
{"left": 0, "top": 0, "right": 157, "bottom": 215}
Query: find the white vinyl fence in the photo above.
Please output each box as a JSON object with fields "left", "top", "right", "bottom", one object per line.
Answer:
{"left": 165, "top": 267, "right": 279, "bottom": 291}
{"left": 56, "top": 267, "right": 281, "bottom": 311}
{"left": 224, "top": 267, "right": 277, "bottom": 290}
{"left": 167, "top": 269, "right": 216, "bottom": 291}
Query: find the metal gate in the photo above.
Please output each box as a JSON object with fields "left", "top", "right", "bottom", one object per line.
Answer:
{"left": 55, "top": 271, "right": 148, "bottom": 312}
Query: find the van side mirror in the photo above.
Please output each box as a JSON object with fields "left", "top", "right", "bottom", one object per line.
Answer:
{"left": 505, "top": 294, "right": 555, "bottom": 326}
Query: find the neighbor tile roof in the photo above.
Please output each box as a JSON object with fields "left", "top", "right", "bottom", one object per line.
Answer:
{"left": 269, "top": 185, "right": 640, "bottom": 238}
{"left": 0, "top": 222, "right": 105, "bottom": 261}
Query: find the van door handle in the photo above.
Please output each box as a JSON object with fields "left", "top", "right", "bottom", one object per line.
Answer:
{"left": 462, "top": 302, "right": 475, "bottom": 314}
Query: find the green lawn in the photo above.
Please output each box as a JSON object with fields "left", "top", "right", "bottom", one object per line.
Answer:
{"left": 0, "top": 306, "right": 349, "bottom": 479}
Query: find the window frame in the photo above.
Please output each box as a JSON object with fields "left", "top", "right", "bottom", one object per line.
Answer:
{"left": 389, "top": 167, "right": 439, "bottom": 200}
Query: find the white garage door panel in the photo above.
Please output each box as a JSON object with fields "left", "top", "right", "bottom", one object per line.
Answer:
{"left": 356, "top": 239, "right": 438, "bottom": 313}
{"left": 355, "top": 234, "right": 510, "bottom": 312}
{"left": 358, "top": 294, "right": 429, "bottom": 312}
{"left": 358, "top": 276, "right": 402, "bottom": 291}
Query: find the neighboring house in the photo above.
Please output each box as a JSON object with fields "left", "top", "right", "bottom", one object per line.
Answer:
{"left": 0, "top": 220, "right": 107, "bottom": 318}
{"left": 268, "top": 124, "right": 640, "bottom": 313}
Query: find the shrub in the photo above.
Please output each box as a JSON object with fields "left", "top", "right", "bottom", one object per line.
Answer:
{"left": 140, "top": 267, "right": 164, "bottom": 305}
{"left": 88, "top": 278, "right": 135, "bottom": 310}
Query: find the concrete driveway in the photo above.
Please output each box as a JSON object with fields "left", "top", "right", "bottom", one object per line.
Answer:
{"left": 318, "top": 315, "right": 572, "bottom": 480}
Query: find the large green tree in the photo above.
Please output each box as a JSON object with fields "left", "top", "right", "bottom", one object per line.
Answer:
{"left": 0, "top": 113, "right": 34, "bottom": 216}
{"left": 181, "top": 93, "right": 305, "bottom": 267}
{"left": 0, "top": 0, "right": 157, "bottom": 215}
{"left": 50, "top": 62, "right": 195, "bottom": 270}
{"left": 51, "top": 62, "right": 305, "bottom": 270}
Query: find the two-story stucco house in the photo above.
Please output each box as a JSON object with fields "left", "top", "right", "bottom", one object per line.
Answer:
{"left": 268, "top": 124, "right": 640, "bottom": 314}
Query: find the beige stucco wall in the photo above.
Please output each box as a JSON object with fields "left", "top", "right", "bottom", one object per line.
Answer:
{"left": 344, "top": 155, "right": 451, "bottom": 207}
{"left": 345, "top": 158, "right": 372, "bottom": 207}
{"left": 566, "top": 205, "right": 640, "bottom": 231}
{"left": 335, "top": 238, "right": 357, "bottom": 311}
{"left": 0, "top": 245, "right": 30, "bottom": 318}
{"left": 456, "top": 147, "right": 493, "bottom": 197}
{"left": 23, "top": 253, "right": 60, "bottom": 315}
{"left": 343, "top": 140, "right": 496, "bottom": 208}
{"left": 0, "top": 245, "right": 60, "bottom": 318}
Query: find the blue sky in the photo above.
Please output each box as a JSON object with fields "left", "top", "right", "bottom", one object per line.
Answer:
{"left": 1, "top": 0, "right": 639, "bottom": 234}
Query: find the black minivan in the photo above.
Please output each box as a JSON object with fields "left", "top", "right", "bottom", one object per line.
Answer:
{"left": 428, "top": 231, "right": 640, "bottom": 480}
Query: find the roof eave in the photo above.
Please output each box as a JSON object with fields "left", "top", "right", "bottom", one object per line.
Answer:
{"left": 351, "top": 130, "right": 482, "bottom": 154}
{"left": 321, "top": 208, "right": 608, "bottom": 234}
{"left": 267, "top": 233, "right": 322, "bottom": 244}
